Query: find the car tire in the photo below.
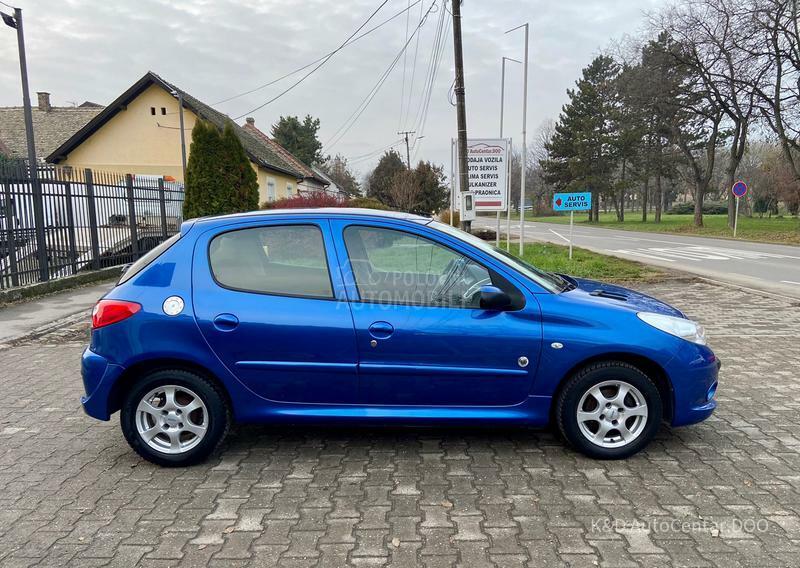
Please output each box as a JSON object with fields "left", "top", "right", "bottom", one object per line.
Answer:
{"left": 120, "top": 369, "right": 230, "bottom": 467}
{"left": 556, "top": 361, "right": 662, "bottom": 459}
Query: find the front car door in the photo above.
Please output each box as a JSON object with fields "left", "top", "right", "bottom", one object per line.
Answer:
{"left": 331, "top": 219, "right": 542, "bottom": 407}
{"left": 193, "top": 219, "right": 359, "bottom": 404}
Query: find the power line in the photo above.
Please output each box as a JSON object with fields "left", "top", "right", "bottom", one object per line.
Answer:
{"left": 401, "top": 0, "right": 426, "bottom": 129}
{"left": 348, "top": 139, "right": 404, "bottom": 164}
{"left": 214, "top": 0, "right": 421, "bottom": 107}
{"left": 323, "top": 2, "right": 437, "bottom": 151}
{"left": 397, "top": 0, "right": 411, "bottom": 130}
{"left": 232, "top": 0, "right": 393, "bottom": 120}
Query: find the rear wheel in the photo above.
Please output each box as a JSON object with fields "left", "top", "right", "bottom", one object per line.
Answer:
{"left": 556, "top": 362, "right": 662, "bottom": 459}
{"left": 120, "top": 369, "right": 229, "bottom": 467}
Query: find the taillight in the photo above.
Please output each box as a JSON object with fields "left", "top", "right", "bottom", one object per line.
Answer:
{"left": 92, "top": 299, "right": 141, "bottom": 329}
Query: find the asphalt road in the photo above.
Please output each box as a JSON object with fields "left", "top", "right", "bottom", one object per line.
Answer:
{"left": 474, "top": 216, "right": 800, "bottom": 300}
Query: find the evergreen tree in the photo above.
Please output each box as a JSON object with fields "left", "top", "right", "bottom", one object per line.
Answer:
{"left": 541, "top": 55, "right": 620, "bottom": 221}
{"left": 271, "top": 115, "right": 323, "bottom": 166}
{"left": 183, "top": 120, "right": 259, "bottom": 219}
{"left": 366, "top": 150, "right": 406, "bottom": 205}
{"left": 412, "top": 161, "right": 449, "bottom": 216}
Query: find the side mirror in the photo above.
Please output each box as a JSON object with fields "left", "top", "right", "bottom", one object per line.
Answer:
{"left": 479, "top": 285, "right": 511, "bottom": 311}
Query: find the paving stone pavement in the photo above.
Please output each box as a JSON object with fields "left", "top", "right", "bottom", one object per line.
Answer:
{"left": 1, "top": 280, "right": 799, "bottom": 567}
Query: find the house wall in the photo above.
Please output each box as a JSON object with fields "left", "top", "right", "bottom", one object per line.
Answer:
{"left": 257, "top": 168, "right": 298, "bottom": 204}
{"left": 59, "top": 84, "right": 298, "bottom": 202}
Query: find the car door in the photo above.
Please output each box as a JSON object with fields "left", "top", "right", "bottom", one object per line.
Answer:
{"left": 192, "top": 219, "right": 359, "bottom": 404}
{"left": 331, "top": 219, "right": 542, "bottom": 407}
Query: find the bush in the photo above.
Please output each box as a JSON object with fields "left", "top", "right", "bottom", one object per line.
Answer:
{"left": 439, "top": 209, "right": 460, "bottom": 226}
{"left": 261, "top": 193, "right": 343, "bottom": 210}
{"left": 347, "top": 196, "right": 392, "bottom": 210}
{"left": 667, "top": 201, "right": 728, "bottom": 215}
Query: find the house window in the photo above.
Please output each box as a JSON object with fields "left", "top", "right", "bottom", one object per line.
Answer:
{"left": 287, "top": 183, "right": 294, "bottom": 196}
{"left": 267, "top": 178, "right": 276, "bottom": 202}
{"left": 150, "top": 107, "right": 156, "bottom": 115}
{"left": 161, "top": 107, "right": 167, "bottom": 115}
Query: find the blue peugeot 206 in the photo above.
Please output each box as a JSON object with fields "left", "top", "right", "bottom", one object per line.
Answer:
{"left": 81, "top": 208, "right": 719, "bottom": 466}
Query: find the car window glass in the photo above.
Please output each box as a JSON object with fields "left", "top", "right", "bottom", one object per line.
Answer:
{"left": 209, "top": 225, "right": 333, "bottom": 298}
{"left": 343, "top": 226, "right": 493, "bottom": 308}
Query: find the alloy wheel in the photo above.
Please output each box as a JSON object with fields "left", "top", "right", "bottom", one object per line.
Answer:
{"left": 576, "top": 380, "right": 649, "bottom": 448}
{"left": 135, "top": 385, "right": 208, "bottom": 454}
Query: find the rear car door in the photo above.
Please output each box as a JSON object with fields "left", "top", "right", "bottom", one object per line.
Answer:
{"left": 192, "top": 219, "right": 359, "bottom": 404}
{"left": 331, "top": 219, "right": 542, "bottom": 407}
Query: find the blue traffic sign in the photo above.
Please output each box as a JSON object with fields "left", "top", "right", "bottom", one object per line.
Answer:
{"left": 732, "top": 181, "right": 748, "bottom": 198}
{"left": 553, "top": 192, "right": 592, "bottom": 211}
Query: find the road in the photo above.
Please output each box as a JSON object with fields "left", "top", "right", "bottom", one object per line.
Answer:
{"left": 475, "top": 216, "right": 800, "bottom": 299}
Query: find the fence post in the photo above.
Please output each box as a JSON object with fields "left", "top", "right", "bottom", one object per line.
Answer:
{"left": 158, "top": 177, "right": 168, "bottom": 240}
{"left": 64, "top": 180, "right": 78, "bottom": 276}
{"left": 126, "top": 174, "right": 140, "bottom": 260}
{"left": 84, "top": 169, "right": 101, "bottom": 270}
{"left": 30, "top": 164, "right": 50, "bottom": 282}
{"left": 2, "top": 179, "right": 20, "bottom": 288}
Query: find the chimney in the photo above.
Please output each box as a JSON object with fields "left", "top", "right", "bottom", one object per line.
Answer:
{"left": 37, "top": 92, "right": 51, "bottom": 112}
{"left": 245, "top": 117, "right": 255, "bottom": 126}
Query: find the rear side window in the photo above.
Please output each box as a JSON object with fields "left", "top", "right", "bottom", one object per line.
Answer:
{"left": 118, "top": 233, "right": 181, "bottom": 284}
{"left": 209, "top": 225, "right": 333, "bottom": 299}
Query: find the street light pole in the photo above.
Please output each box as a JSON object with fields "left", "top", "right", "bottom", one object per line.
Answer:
{"left": 176, "top": 91, "right": 187, "bottom": 182}
{"left": 499, "top": 56, "right": 520, "bottom": 249}
{"left": 4, "top": 6, "right": 49, "bottom": 281}
{"left": 505, "top": 23, "right": 529, "bottom": 255}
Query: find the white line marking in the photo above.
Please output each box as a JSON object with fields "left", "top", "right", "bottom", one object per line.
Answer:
{"left": 780, "top": 280, "right": 800, "bottom": 286}
{"left": 612, "top": 250, "right": 677, "bottom": 262}
{"left": 548, "top": 229, "right": 571, "bottom": 243}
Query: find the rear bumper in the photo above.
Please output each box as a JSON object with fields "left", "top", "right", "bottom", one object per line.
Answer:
{"left": 81, "top": 347, "right": 124, "bottom": 421}
{"left": 669, "top": 352, "right": 720, "bottom": 427}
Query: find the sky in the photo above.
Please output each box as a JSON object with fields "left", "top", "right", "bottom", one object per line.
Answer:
{"left": 0, "top": 0, "right": 665, "bottom": 179}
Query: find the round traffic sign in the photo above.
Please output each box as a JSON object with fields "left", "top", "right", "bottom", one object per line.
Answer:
{"left": 732, "top": 180, "right": 748, "bottom": 198}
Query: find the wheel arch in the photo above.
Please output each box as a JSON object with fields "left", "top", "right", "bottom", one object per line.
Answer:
{"left": 108, "top": 358, "right": 233, "bottom": 417}
{"left": 549, "top": 352, "right": 674, "bottom": 423}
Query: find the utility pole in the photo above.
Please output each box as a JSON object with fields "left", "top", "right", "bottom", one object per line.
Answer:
{"left": 3, "top": 6, "right": 49, "bottom": 281}
{"left": 506, "top": 23, "right": 529, "bottom": 255}
{"left": 451, "top": 0, "right": 470, "bottom": 232}
{"left": 397, "top": 130, "right": 415, "bottom": 169}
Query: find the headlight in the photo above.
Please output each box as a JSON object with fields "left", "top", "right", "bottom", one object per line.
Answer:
{"left": 637, "top": 312, "right": 706, "bottom": 345}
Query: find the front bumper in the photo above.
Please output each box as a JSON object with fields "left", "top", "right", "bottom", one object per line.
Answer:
{"left": 668, "top": 348, "right": 720, "bottom": 427}
{"left": 81, "top": 347, "right": 124, "bottom": 421}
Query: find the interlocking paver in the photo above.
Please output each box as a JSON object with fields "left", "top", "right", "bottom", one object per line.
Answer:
{"left": 2, "top": 280, "right": 800, "bottom": 566}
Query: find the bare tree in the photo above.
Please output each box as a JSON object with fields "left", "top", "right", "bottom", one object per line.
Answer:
{"left": 387, "top": 170, "right": 421, "bottom": 213}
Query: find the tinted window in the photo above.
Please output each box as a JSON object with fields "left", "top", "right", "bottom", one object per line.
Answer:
{"left": 343, "top": 226, "right": 494, "bottom": 308}
{"left": 209, "top": 225, "right": 333, "bottom": 298}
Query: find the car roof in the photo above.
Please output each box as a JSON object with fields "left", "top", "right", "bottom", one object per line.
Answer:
{"left": 187, "top": 208, "right": 432, "bottom": 230}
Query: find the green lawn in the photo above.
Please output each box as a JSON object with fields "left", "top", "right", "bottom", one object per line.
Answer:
{"left": 503, "top": 241, "right": 664, "bottom": 283}
{"left": 497, "top": 212, "right": 800, "bottom": 245}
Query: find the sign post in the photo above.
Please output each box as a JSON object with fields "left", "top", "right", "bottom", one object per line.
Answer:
{"left": 553, "top": 192, "right": 592, "bottom": 259}
{"left": 731, "top": 181, "right": 747, "bottom": 238}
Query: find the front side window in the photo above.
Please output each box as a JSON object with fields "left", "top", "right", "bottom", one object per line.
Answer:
{"left": 343, "top": 226, "right": 495, "bottom": 308}
{"left": 209, "top": 225, "right": 333, "bottom": 298}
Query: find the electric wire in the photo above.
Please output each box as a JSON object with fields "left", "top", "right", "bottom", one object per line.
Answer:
{"left": 232, "top": 0, "right": 393, "bottom": 120}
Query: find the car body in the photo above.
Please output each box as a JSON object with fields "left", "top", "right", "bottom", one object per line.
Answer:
{"left": 81, "top": 208, "right": 719, "bottom": 465}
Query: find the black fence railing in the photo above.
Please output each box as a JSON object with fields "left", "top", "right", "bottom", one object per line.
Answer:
{"left": 0, "top": 162, "right": 184, "bottom": 289}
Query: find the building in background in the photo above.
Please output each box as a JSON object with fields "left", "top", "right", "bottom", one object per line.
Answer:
{"left": 0, "top": 93, "right": 103, "bottom": 162}
{"left": 46, "top": 72, "right": 310, "bottom": 205}
{"left": 242, "top": 118, "right": 329, "bottom": 197}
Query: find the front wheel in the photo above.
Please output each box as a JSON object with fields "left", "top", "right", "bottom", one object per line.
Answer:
{"left": 556, "top": 362, "right": 662, "bottom": 459}
{"left": 120, "top": 369, "right": 230, "bottom": 467}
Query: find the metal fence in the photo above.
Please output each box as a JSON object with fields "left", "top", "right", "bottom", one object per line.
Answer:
{"left": 0, "top": 162, "right": 184, "bottom": 289}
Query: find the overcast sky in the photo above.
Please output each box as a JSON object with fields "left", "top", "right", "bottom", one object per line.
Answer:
{"left": 1, "top": 0, "right": 664, "bottom": 178}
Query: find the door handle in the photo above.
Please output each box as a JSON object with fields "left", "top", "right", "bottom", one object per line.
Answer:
{"left": 368, "top": 321, "right": 394, "bottom": 339}
{"left": 213, "top": 313, "right": 239, "bottom": 331}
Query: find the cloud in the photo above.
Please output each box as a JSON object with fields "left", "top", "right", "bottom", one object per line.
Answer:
{"left": 1, "top": 0, "right": 664, "bottom": 177}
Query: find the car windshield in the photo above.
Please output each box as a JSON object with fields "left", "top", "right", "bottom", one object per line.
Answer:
{"left": 429, "top": 221, "right": 567, "bottom": 293}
